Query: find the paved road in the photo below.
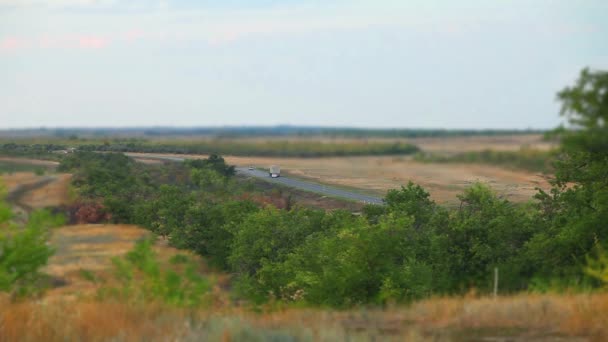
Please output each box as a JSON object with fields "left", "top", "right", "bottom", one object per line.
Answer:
{"left": 236, "top": 167, "right": 384, "bottom": 205}
{"left": 125, "top": 153, "right": 384, "bottom": 205}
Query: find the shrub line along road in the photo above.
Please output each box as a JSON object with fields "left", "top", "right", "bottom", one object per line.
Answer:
{"left": 125, "top": 153, "right": 384, "bottom": 205}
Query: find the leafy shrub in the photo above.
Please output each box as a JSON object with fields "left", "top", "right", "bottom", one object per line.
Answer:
{"left": 0, "top": 197, "right": 64, "bottom": 297}
{"left": 100, "top": 238, "right": 212, "bottom": 308}
{"left": 586, "top": 245, "right": 608, "bottom": 286}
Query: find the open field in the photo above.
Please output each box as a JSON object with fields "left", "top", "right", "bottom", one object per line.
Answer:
{"left": 129, "top": 152, "right": 550, "bottom": 204}
{"left": 220, "top": 133, "right": 554, "bottom": 153}
{"left": 405, "top": 134, "right": 554, "bottom": 153}
{"left": 233, "top": 156, "right": 549, "bottom": 204}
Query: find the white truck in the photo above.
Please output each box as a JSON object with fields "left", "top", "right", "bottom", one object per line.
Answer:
{"left": 269, "top": 165, "right": 281, "bottom": 178}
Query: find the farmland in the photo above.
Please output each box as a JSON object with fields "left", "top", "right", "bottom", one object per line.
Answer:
{"left": 124, "top": 135, "right": 554, "bottom": 204}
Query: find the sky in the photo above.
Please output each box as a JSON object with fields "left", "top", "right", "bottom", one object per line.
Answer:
{"left": 1, "top": 0, "right": 607, "bottom": 129}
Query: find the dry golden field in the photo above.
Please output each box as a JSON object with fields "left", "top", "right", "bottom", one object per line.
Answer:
{"left": 1, "top": 172, "right": 72, "bottom": 208}
{"left": 126, "top": 134, "right": 554, "bottom": 204}
{"left": 231, "top": 155, "right": 549, "bottom": 204}
{"left": 155, "top": 133, "right": 554, "bottom": 153}
{"left": 130, "top": 152, "right": 550, "bottom": 204}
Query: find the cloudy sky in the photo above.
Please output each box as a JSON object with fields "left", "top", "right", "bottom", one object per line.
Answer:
{"left": 1, "top": 0, "right": 606, "bottom": 129}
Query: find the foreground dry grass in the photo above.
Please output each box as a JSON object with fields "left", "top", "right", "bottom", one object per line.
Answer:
{"left": 0, "top": 292, "right": 606, "bottom": 341}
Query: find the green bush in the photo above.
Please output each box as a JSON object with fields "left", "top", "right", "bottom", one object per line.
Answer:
{"left": 586, "top": 245, "right": 608, "bottom": 286}
{"left": 0, "top": 188, "right": 64, "bottom": 296}
{"left": 100, "top": 238, "right": 212, "bottom": 308}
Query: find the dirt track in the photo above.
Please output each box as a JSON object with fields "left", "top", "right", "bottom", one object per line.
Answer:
{"left": 2, "top": 172, "right": 72, "bottom": 220}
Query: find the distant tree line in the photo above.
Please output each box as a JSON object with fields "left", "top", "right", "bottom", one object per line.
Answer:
{"left": 0, "top": 143, "right": 65, "bottom": 160}
{"left": 1, "top": 127, "right": 546, "bottom": 139}
{"left": 1, "top": 139, "right": 421, "bottom": 158}
{"left": 75, "top": 140, "right": 421, "bottom": 157}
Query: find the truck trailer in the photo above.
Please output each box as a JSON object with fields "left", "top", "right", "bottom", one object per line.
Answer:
{"left": 269, "top": 165, "right": 281, "bottom": 178}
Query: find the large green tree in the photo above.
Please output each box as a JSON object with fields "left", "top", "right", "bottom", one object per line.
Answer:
{"left": 527, "top": 68, "right": 608, "bottom": 282}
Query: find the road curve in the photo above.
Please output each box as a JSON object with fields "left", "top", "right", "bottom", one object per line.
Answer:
{"left": 125, "top": 153, "right": 384, "bottom": 205}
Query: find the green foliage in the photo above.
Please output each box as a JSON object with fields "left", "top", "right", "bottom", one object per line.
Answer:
{"left": 186, "top": 154, "right": 235, "bottom": 177}
{"left": 285, "top": 214, "right": 428, "bottom": 306}
{"left": 228, "top": 207, "right": 329, "bottom": 302}
{"left": 0, "top": 183, "right": 11, "bottom": 223}
{"left": 101, "top": 238, "right": 212, "bottom": 308}
{"left": 0, "top": 161, "right": 54, "bottom": 175}
{"left": 191, "top": 168, "right": 228, "bottom": 191}
{"left": 585, "top": 244, "right": 608, "bottom": 286}
{"left": 133, "top": 185, "right": 194, "bottom": 237}
{"left": 169, "top": 254, "right": 189, "bottom": 265}
{"left": 524, "top": 68, "right": 608, "bottom": 283}
{"left": 0, "top": 143, "right": 64, "bottom": 160}
{"left": 0, "top": 188, "right": 64, "bottom": 296}
{"left": 169, "top": 200, "right": 259, "bottom": 270}
{"left": 438, "top": 184, "right": 537, "bottom": 292}
{"left": 59, "top": 152, "right": 144, "bottom": 222}
{"left": 384, "top": 182, "right": 436, "bottom": 228}
{"left": 71, "top": 139, "right": 421, "bottom": 157}
{"left": 79, "top": 269, "right": 98, "bottom": 283}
